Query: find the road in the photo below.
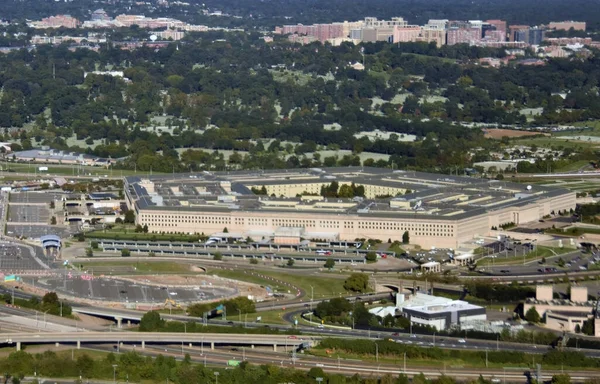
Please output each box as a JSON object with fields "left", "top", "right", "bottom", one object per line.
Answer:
{"left": 79, "top": 342, "right": 600, "bottom": 383}
{"left": 0, "top": 331, "right": 307, "bottom": 350}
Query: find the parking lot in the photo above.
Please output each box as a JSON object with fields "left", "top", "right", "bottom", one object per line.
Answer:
{"left": 8, "top": 205, "right": 50, "bottom": 223}
{"left": 0, "top": 243, "right": 46, "bottom": 271}
{"left": 9, "top": 192, "right": 63, "bottom": 204}
{"left": 7, "top": 224, "right": 73, "bottom": 239}
{"left": 35, "top": 275, "right": 236, "bottom": 304}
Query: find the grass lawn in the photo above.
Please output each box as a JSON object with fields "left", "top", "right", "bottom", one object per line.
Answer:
{"left": 511, "top": 136, "right": 596, "bottom": 149}
{"left": 253, "top": 308, "right": 295, "bottom": 325}
{"left": 547, "top": 226, "right": 600, "bottom": 237}
{"left": 79, "top": 261, "right": 191, "bottom": 274}
{"left": 307, "top": 348, "right": 597, "bottom": 371}
{"left": 477, "top": 246, "right": 572, "bottom": 266}
{"left": 209, "top": 268, "right": 351, "bottom": 299}
{"left": 308, "top": 348, "right": 527, "bottom": 369}
{"left": 86, "top": 225, "right": 203, "bottom": 242}
{"left": 0, "top": 161, "right": 149, "bottom": 177}
{"left": 554, "top": 160, "right": 591, "bottom": 172}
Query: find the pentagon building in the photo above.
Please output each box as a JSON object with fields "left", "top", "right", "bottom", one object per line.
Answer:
{"left": 124, "top": 167, "right": 574, "bottom": 249}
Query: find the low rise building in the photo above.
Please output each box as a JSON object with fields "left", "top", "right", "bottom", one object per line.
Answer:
{"left": 524, "top": 285, "right": 600, "bottom": 336}
{"left": 370, "top": 292, "right": 486, "bottom": 330}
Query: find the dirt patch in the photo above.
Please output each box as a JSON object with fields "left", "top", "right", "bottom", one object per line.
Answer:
{"left": 483, "top": 128, "right": 549, "bottom": 139}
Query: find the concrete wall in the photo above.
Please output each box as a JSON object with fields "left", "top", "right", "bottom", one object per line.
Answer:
{"left": 523, "top": 302, "right": 593, "bottom": 317}
{"left": 536, "top": 286, "right": 553, "bottom": 301}
{"left": 571, "top": 286, "right": 588, "bottom": 303}
{"left": 546, "top": 312, "right": 589, "bottom": 332}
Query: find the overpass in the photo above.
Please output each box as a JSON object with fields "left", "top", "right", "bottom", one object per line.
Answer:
{"left": 0, "top": 331, "right": 311, "bottom": 352}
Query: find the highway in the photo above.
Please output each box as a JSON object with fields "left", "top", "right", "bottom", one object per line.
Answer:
{"left": 80, "top": 342, "right": 600, "bottom": 383}
{"left": 0, "top": 331, "right": 307, "bottom": 351}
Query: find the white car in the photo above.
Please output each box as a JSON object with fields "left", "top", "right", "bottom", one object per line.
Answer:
{"left": 458, "top": 339, "right": 466, "bottom": 343}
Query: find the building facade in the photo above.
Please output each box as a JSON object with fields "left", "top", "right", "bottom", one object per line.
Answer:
{"left": 125, "top": 168, "right": 575, "bottom": 249}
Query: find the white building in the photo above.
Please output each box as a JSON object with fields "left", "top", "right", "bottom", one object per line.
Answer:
{"left": 370, "top": 292, "right": 486, "bottom": 330}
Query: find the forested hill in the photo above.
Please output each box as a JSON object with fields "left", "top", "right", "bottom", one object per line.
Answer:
{"left": 3, "top": 0, "right": 600, "bottom": 29}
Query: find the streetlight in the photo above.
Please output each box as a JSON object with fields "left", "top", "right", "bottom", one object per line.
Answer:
{"left": 112, "top": 364, "right": 117, "bottom": 384}
{"left": 433, "top": 332, "right": 436, "bottom": 347}
{"left": 214, "top": 371, "right": 219, "bottom": 384}
{"left": 375, "top": 342, "right": 379, "bottom": 362}
{"left": 237, "top": 309, "right": 241, "bottom": 323}
{"left": 316, "top": 378, "right": 323, "bottom": 384}
{"left": 310, "top": 285, "right": 314, "bottom": 310}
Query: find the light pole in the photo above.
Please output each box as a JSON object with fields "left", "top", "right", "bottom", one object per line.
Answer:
{"left": 112, "top": 364, "right": 117, "bottom": 384}
{"left": 316, "top": 378, "right": 323, "bottom": 384}
{"left": 496, "top": 335, "right": 499, "bottom": 351}
{"left": 433, "top": 332, "right": 436, "bottom": 347}
{"left": 375, "top": 342, "right": 379, "bottom": 362}
{"left": 214, "top": 371, "right": 219, "bottom": 384}
{"left": 237, "top": 309, "right": 241, "bottom": 323}
{"left": 310, "top": 285, "right": 314, "bottom": 310}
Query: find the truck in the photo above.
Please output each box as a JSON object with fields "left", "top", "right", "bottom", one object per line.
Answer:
{"left": 38, "top": 166, "right": 48, "bottom": 172}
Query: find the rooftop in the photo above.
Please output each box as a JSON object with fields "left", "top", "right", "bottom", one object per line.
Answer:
{"left": 124, "top": 167, "right": 572, "bottom": 220}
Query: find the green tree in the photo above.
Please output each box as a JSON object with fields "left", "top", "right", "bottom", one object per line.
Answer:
{"left": 124, "top": 210, "right": 135, "bottom": 224}
{"left": 287, "top": 258, "right": 295, "bottom": 267}
{"left": 324, "top": 258, "right": 335, "bottom": 269}
{"left": 90, "top": 241, "right": 99, "bottom": 249}
{"left": 551, "top": 374, "right": 571, "bottom": 384}
{"left": 85, "top": 248, "right": 93, "bottom": 257}
{"left": 121, "top": 248, "right": 131, "bottom": 257}
{"left": 213, "top": 252, "right": 223, "bottom": 261}
{"left": 343, "top": 273, "right": 369, "bottom": 293}
{"left": 402, "top": 231, "right": 410, "bottom": 244}
{"left": 50, "top": 216, "right": 57, "bottom": 225}
{"left": 249, "top": 258, "right": 259, "bottom": 264}
{"left": 525, "top": 306, "right": 541, "bottom": 323}
{"left": 139, "top": 310, "right": 165, "bottom": 331}
{"left": 582, "top": 318, "right": 595, "bottom": 336}
{"left": 365, "top": 252, "right": 377, "bottom": 262}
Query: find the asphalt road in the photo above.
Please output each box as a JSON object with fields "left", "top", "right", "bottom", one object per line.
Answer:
{"left": 476, "top": 250, "right": 590, "bottom": 276}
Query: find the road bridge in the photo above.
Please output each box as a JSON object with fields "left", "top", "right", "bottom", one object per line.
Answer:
{"left": 0, "top": 331, "right": 310, "bottom": 352}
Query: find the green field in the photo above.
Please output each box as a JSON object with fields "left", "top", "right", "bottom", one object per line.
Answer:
{"left": 0, "top": 161, "right": 158, "bottom": 177}
{"left": 85, "top": 225, "right": 204, "bottom": 242}
{"left": 477, "top": 246, "right": 572, "bottom": 266}
{"left": 554, "top": 160, "right": 591, "bottom": 172}
{"left": 78, "top": 260, "right": 192, "bottom": 274}
{"left": 209, "top": 268, "right": 352, "bottom": 299}
{"left": 511, "top": 136, "right": 597, "bottom": 149}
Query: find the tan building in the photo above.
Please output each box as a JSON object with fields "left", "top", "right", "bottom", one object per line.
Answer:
{"left": 125, "top": 167, "right": 575, "bottom": 249}
{"left": 525, "top": 285, "right": 600, "bottom": 336}
{"left": 548, "top": 21, "right": 586, "bottom": 31}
